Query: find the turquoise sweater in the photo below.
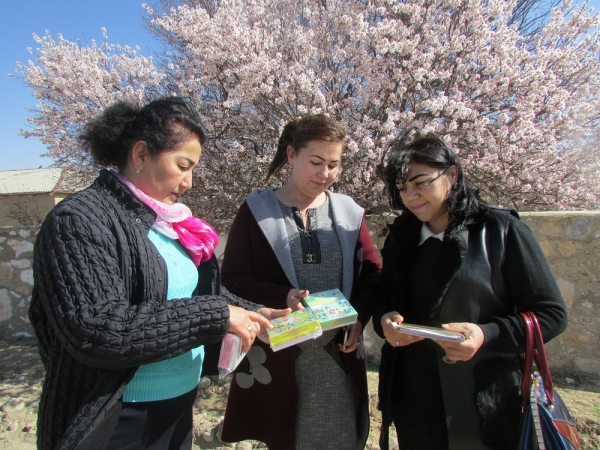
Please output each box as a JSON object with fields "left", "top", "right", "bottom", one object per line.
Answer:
{"left": 123, "top": 229, "right": 203, "bottom": 402}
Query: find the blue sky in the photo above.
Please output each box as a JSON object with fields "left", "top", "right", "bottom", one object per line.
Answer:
{"left": 0, "top": 1, "right": 598, "bottom": 172}
{"left": 0, "top": 0, "right": 160, "bottom": 171}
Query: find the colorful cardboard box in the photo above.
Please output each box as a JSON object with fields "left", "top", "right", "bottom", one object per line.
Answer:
{"left": 267, "top": 309, "right": 323, "bottom": 352}
{"left": 302, "top": 288, "right": 358, "bottom": 331}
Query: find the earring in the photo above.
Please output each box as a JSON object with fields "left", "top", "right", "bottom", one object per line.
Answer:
{"left": 136, "top": 168, "right": 141, "bottom": 174}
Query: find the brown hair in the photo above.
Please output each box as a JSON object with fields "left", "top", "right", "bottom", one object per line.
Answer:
{"left": 265, "top": 114, "right": 346, "bottom": 185}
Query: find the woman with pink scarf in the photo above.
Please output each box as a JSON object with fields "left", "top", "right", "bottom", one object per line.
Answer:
{"left": 29, "top": 97, "right": 289, "bottom": 450}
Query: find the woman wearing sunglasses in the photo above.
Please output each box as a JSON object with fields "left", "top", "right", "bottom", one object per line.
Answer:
{"left": 373, "top": 130, "right": 567, "bottom": 449}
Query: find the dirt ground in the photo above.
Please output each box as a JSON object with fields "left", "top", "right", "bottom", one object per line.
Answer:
{"left": 1, "top": 339, "right": 598, "bottom": 450}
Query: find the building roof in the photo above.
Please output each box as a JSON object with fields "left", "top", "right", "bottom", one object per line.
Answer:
{"left": 0, "top": 168, "right": 76, "bottom": 195}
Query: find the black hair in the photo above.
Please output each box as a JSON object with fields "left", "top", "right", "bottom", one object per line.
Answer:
{"left": 265, "top": 113, "right": 346, "bottom": 185}
{"left": 384, "top": 129, "right": 488, "bottom": 228}
{"left": 79, "top": 96, "right": 207, "bottom": 168}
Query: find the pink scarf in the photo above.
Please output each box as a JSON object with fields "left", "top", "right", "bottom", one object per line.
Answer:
{"left": 113, "top": 171, "right": 219, "bottom": 266}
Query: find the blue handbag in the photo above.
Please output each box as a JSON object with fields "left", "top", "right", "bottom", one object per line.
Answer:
{"left": 517, "top": 312, "right": 581, "bottom": 449}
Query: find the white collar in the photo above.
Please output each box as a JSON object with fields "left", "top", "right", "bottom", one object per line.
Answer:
{"left": 418, "top": 223, "right": 445, "bottom": 245}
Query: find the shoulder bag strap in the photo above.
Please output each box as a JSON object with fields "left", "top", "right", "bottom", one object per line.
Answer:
{"left": 519, "top": 311, "right": 535, "bottom": 406}
{"left": 527, "top": 311, "right": 554, "bottom": 404}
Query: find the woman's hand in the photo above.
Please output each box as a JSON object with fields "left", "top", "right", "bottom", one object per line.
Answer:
{"left": 339, "top": 321, "right": 363, "bottom": 353}
{"left": 434, "top": 322, "right": 484, "bottom": 362}
{"left": 256, "top": 307, "right": 292, "bottom": 321}
{"left": 228, "top": 305, "right": 274, "bottom": 352}
{"left": 381, "top": 311, "right": 424, "bottom": 347}
{"left": 286, "top": 288, "right": 309, "bottom": 311}
{"left": 255, "top": 307, "right": 292, "bottom": 344}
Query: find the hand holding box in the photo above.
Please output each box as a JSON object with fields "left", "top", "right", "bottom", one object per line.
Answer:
{"left": 266, "top": 309, "right": 323, "bottom": 352}
{"left": 302, "top": 288, "right": 358, "bottom": 331}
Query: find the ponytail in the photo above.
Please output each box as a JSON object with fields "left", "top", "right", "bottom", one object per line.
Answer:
{"left": 79, "top": 101, "right": 140, "bottom": 168}
{"left": 265, "top": 120, "right": 299, "bottom": 185}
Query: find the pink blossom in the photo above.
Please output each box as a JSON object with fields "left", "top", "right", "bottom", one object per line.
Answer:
{"left": 13, "top": 0, "right": 600, "bottom": 222}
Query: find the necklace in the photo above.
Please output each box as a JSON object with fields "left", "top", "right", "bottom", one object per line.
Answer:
{"left": 292, "top": 206, "right": 321, "bottom": 264}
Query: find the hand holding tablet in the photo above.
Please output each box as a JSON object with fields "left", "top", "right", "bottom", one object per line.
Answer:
{"left": 391, "top": 322, "right": 466, "bottom": 343}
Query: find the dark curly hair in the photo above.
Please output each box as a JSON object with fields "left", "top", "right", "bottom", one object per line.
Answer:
{"left": 265, "top": 113, "right": 345, "bottom": 185}
{"left": 384, "top": 129, "right": 488, "bottom": 229}
{"left": 79, "top": 96, "right": 207, "bottom": 168}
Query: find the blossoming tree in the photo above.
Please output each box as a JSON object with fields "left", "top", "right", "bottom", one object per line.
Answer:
{"left": 15, "top": 0, "right": 600, "bottom": 226}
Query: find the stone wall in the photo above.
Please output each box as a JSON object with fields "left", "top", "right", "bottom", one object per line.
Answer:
{"left": 520, "top": 211, "right": 600, "bottom": 380}
{"left": 0, "top": 212, "right": 598, "bottom": 379}
{"left": 0, "top": 227, "right": 36, "bottom": 339}
{"left": 363, "top": 211, "right": 600, "bottom": 380}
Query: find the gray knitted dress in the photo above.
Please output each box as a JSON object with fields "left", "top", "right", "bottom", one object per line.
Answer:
{"left": 279, "top": 197, "right": 359, "bottom": 450}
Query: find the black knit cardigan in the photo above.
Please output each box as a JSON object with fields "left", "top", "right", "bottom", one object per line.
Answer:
{"left": 29, "top": 169, "right": 258, "bottom": 450}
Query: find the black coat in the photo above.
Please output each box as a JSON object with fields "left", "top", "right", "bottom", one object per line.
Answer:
{"left": 29, "top": 169, "right": 258, "bottom": 450}
{"left": 373, "top": 208, "right": 568, "bottom": 450}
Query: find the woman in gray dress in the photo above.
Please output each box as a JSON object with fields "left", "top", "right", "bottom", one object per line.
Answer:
{"left": 219, "top": 114, "right": 381, "bottom": 449}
